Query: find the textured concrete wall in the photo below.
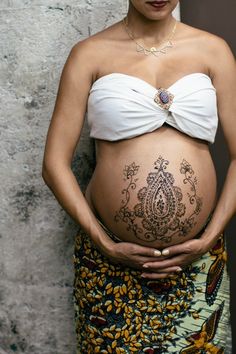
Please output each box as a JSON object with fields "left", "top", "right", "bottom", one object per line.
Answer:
{"left": 0, "top": 1, "right": 125, "bottom": 353}
{"left": 0, "top": 2, "right": 180, "bottom": 354}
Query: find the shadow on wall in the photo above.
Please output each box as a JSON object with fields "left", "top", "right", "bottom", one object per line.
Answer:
{"left": 180, "top": 0, "right": 236, "bottom": 352}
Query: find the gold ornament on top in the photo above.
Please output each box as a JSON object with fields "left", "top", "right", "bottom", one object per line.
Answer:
{"left": 123, "top": 17, "right": 177, "bottom": 57}
{"left": 154, "top": 88, "right": 174, "bottom": 110}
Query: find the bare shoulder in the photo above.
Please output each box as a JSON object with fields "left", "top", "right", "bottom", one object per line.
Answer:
{"left": 57, "top": 22, "right": 122, "bottom": 90}
{"left": 179, "top": 22, "right": 235, "bottom": 75}
{"left": 73, "top": 22, "right": 120, "bottom": 50}
{"left": 179, "top": 22, "right": 229, "bottom": 49}
{"left": 71, "top": 21, "right": 123, "bottom": 76}
{"left": 194, "top": 28, "right": 235, "bottom": 79}
{"left": 193, "top": 27, "right": 233, "bottom": 58}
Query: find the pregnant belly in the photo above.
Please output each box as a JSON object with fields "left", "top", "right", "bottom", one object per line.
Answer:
{"left": 86, "top": 128, "right": 217, "bottom": 249}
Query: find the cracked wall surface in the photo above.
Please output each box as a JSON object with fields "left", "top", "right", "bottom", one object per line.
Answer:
{"left": 0, "top": 1, "right": 128, "bottom": 353}
{"left": 1, "top": 2, "right": 234, "bottom": 354}
{"left": 2, "top": 1, "right": 233, "bottom": 353}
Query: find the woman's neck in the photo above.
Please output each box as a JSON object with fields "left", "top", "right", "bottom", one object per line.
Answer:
{"left": 126, "top": 5, "right": 175, "bottom": 44}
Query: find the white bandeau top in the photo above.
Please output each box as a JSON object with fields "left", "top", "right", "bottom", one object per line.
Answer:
{"left": 87, "top": 72, "right": 218, "bottom": 143}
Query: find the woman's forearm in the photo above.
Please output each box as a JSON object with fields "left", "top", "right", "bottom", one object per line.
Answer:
{"left": 42, "top": 164, "right": 115, "bottom": 252}
{"left": 201, "top": 158, "right": 236, "bottom": 247}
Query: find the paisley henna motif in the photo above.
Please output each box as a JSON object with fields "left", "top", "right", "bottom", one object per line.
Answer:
{"left": 115, "top": 156, "right": 202, "bottom": 243}
{"left": 134, "top": 157, "right": 186, "bottom": 241}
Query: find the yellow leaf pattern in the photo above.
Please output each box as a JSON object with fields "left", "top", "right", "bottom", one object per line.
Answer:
{"left": 73, "top": 230, "right": 230, "bottom": 353}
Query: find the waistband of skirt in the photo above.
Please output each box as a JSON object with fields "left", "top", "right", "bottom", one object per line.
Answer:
{"left": 97, "top": 219, "right": 123, "bottom": 242}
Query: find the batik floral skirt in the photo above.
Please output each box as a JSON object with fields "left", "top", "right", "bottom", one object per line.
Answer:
{"left": 73, "top": 227, "right": 231, "bottom": 354}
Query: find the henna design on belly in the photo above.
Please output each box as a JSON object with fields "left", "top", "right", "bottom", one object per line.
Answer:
{"left": 114, "top": 162, "right": 143, "bottom": 236}
{"left": 114, "top": 157, "right": 202, "bottom": 243}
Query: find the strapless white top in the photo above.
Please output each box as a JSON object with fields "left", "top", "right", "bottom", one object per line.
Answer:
{"left": 87, "top": 72, "right": 218, "bottom": 143}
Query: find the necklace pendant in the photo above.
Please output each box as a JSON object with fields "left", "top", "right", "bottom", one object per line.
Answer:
{"left": 165, "top": 40, "right": 173, "bottom": 48}
{"left": 123, "top": 17, "right": 178, "bottom": 59}
{"left": 136, "top": 45, "right": 143, "bottom": 53}
{"left": 136, "top": 44, "right": 151, "bottom": 56}
{"left": 136, "top": 44, "right": 147, "bottom": 55}
{"left": 154, "top": 88, "right": 174, "bottom": 110}
{"left": 152, "top": 51, "right": 161, "bottom": 57}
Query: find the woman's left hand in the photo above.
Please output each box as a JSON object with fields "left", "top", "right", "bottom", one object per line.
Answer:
{"left": 141, "top": 238, "right": 211, "bottom": 279}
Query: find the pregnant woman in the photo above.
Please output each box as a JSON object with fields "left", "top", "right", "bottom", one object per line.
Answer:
{"left": 42, "top": 0, "right": 236, "bottom": 352}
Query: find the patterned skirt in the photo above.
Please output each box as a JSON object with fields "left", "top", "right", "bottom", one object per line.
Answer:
{"left": 73, "top": 224, "right": 231, "bottom": 354}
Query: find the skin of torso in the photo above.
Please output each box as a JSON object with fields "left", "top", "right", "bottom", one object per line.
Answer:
{"left": 84, "top": 17, "right": 218, "bottom": 250}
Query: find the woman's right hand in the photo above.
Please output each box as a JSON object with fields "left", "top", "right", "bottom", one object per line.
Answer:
{"left": 98, "top": 241, "right": 183, "bottom": 277}
{"left": 101, "top": 241, "right": 163, "bottom": 270}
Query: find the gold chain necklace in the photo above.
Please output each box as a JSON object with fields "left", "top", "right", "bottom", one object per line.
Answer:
{"left": 123, "top": 17, "right": 177, "bottom": 57}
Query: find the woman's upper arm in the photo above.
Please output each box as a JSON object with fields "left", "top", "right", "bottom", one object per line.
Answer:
{"left": 43, "top": 40, "right": 95, "bottom": 169}
{"left": 210, "top": 38, "right": 236, "bottom": 158}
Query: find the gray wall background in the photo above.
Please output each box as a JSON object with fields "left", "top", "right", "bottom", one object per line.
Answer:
{"left": 0, "top": 1, "right": 126, "bottom": 353}
{"left": 1, "top": 1, "right": 232, "bottom": 354}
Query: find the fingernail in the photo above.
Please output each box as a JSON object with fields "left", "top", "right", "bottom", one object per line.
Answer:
{"left": 141, "top": 274, "right": 146, "bottom": 278}
{"left": 143, "top": 264, "right": 149, "bottom": 268}
{"left": 154, "top": 250, "right": 162, "bottom": 256}
{"left": 176, "top": 267, "right": 182, "bottom": 272}
{"left": 162, "top": 249, "right": 169, "bottom": 256}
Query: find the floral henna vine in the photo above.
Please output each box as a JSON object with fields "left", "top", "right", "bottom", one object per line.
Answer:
{"left": 114, "top": 162, "right": 142, "bottom": 236}
{"left": 179, "top": 159, "right": 203, "bottom": 235}
{"left": 115, "top": 157, "right": 202, "bottom": 243}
